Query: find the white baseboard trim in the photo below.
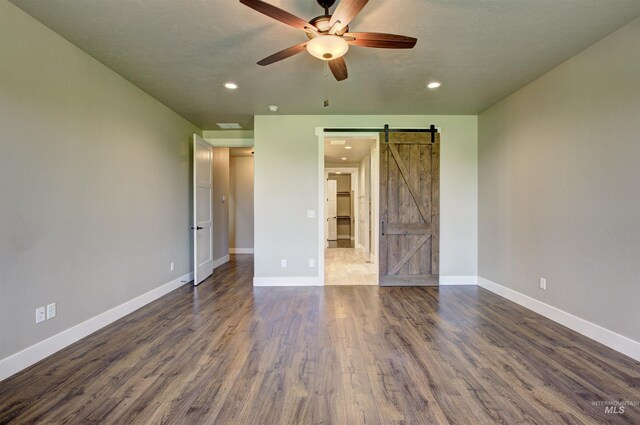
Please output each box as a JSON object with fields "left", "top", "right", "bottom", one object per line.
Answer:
{"left": 0, "top": 272, "right": 193, "bottom": 382}
{"left": 478, "top": 277, "right": 640, "bottom": 361}
{"left": 212, "top": 255, "right": 230, "bottom": 269}
{"left": 253, "top": 276, "right": 323, "bottom": 286}
{"left": 439, "top": 275, "right": 478, "bottom": 285}
{"left": 229, "top": 248, "right": 254, "bottom": 254}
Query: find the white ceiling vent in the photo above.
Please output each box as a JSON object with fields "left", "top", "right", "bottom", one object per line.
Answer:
{"left": 216, "top": 123, "right": 242, "bottom": 129}
{"left": 330, "top": 140, "right": 346, "bottom": 145}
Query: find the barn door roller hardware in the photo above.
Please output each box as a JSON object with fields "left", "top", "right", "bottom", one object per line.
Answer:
{"left": 323, "top": 124, "right": 438, "bottom": 143}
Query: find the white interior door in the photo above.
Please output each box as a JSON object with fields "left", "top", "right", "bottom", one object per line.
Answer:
{"left": 193, "top": 134, "right": 213, "bottom": 285}
{"left": 327, "top": 179, "right": 337, "bottom": 241}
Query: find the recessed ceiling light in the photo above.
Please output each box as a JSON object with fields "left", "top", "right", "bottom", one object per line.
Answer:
{"left": 335, "top": 171, "right": 342, "bottom": 174}
{"left": 345, "top": 146, "right": 352, "bottom": 150}
{"left": 216, "top": 123, "right": 242, "bottom": 129}
{"left": 224, "top": 82, "right": 238, "bottom": 90}
{"left": 330, "top": 140, "right": 346, "bottom": 145}
{"left": 427, "top": 81, "right": 441, "bottom": 89}
{"left": 268, "top": 105, "right": 279, "bottom": 112}
{"left": 341, "top": 157, "right": 347, "bottom": 160}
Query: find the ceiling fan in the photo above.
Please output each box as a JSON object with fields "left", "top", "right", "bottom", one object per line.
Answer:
{"left": 239, "top": 0, "right": 417, "bottom": 81}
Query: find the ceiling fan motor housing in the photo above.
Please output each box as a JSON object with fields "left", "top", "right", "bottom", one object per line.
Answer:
{"left": 306, "top": 16, "right": 348, "bottom": 38}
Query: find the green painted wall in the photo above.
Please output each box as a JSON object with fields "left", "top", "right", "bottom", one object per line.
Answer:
{"left": 479, "top": 17, "right": 640, "bottom": 342}
{"left": 254, "top": 115, "right": 478, "bottom": 279}
{"left": 0, "top": 1, "right": 200, "bottom": 361}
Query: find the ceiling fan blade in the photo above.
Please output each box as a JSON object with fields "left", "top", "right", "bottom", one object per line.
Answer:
{"left": 257, "top": 42, "right": 308, "bottom": 66}
{"left": 328, "top": 57, "right": 348, "bottom": 81}
{"left": 345, "top": 32, "right": 417, "bottom": 49}
{"left": 329, "top": 0, "right": 369, "bottom": 32}
{"left": 240, "top": 0, "right": 317, "bottom": 32}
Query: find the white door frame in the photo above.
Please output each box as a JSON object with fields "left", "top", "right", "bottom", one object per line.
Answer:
{"left": 367, "top": 142, "right": 379, "bottom": 263}
{"left": 316, "top": 129, "right": 380, "bottom": 286}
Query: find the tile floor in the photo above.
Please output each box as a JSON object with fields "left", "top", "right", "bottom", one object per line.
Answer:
{"left": 324, "top": 246, "right": 377, "bottom": 285}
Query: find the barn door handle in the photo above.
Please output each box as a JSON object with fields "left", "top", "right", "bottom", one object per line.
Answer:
{"left": 381, "top": 221, "right": 385, "bottom": 236}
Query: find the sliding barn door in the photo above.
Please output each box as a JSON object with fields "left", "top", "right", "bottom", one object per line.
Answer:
{"left": 379, "top": 132, "right": 439, "bottom": 286}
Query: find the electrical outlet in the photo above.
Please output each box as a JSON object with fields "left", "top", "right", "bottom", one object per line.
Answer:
{"left": 540, "top": 277, "right": 547, "bottom": 290}
{"left": 281, "top": 259, "right": 287, "bottom": 268}
{"left": 307, "top": 210, "right": 316, "bottom": 218}
{"left": 170, "top": 262, "right": 175, "bottom": 272}
{"left": 46, "top": 303, "right": 56, "bottom": 319}
{"left": 309, "top": 259, "right": 315, "bottom": 268}
{"left": 35, "top": 307, "right": 46, "bottom": 324}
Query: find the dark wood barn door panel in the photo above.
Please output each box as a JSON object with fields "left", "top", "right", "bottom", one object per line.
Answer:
{"left": 379, "top": 132, "right": 439, "bottom": 286}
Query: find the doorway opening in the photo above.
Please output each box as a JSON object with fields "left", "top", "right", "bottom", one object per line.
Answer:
{"left": 318, "top": 127, "right": 441, "bottom": 287}
{"left": 322, "top": 136, "right": 379, "bottom": 285}
{"left": 228, "top": 148, "right": 254, "bottom": 256}
{"left": 191, "top": 135, "right": 254, "bottom": 286}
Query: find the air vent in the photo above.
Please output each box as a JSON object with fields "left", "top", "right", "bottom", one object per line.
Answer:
{"left": 216, "top": 123, "right": 242, "bottom": 129}
{"left": 330, "top": 140, "right": 346, "bottom": 145}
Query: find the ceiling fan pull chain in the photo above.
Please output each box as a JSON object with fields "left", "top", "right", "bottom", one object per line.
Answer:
{"left": 324, "top": 61, "right": 330, "bottom": 107}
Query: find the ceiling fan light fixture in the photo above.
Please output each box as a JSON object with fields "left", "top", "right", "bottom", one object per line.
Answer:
{"left": 306, "top": 35, "right": 349, "bottom": 61}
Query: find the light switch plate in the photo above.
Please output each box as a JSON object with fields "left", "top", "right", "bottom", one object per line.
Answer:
{"left": 46, "top": 303, "right": 56, "bottom": 319}
{"left": 307, "top": 210, "right": 316, "bottom": 218}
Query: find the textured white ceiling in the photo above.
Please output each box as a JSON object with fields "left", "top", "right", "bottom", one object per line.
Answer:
{"left": 10, "top": 0, "right": 640, "bottom": 129}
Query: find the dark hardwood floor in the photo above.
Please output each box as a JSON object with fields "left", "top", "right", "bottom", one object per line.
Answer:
{"left": 1, "top": 255, "right": 638, "bottom": 424}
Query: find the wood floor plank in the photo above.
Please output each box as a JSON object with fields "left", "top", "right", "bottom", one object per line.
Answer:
{"left": 1, "top": 255, "right": 639, "bottom": 424}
